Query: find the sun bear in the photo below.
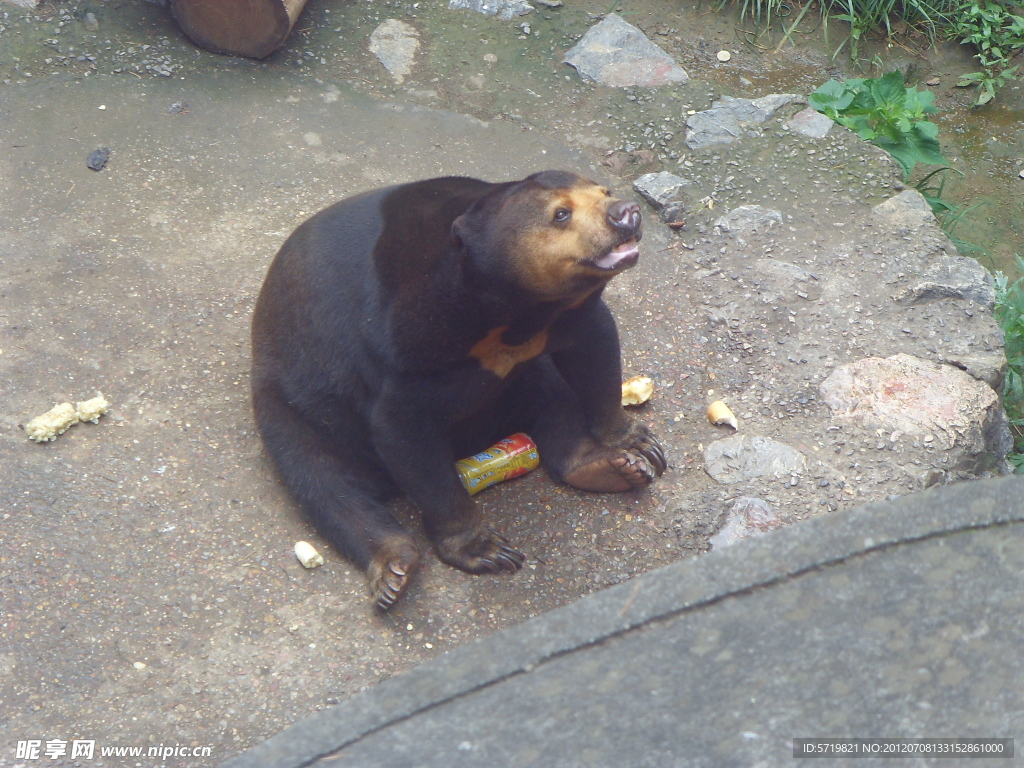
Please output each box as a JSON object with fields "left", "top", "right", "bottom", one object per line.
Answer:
{"left": 251, "top": 170, "right": 666, "bottom": 609}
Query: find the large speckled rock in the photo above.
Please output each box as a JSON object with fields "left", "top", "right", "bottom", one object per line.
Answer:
{"left": 564, "top": 14, "right": 688, "bottom": 88}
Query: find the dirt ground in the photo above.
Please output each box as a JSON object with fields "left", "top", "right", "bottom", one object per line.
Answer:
{"left": 0, "top": 1, "right": 1015, "bottom": 766}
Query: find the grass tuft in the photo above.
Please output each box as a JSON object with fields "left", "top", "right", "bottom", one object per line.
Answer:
{"left": 994, "top": 257, "right": 1024, "bottom": 473}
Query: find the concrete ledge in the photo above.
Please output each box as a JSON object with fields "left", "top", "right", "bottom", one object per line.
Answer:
{"left": 224, "top": 475, "right": 1024, "bottom": 767}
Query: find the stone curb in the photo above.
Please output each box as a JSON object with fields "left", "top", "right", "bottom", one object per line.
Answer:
{"left": 222, "top": 475, "right": 1024, "bottom": 767}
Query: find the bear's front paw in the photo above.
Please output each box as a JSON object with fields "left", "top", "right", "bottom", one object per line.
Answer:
{"left": 368, "top": 538, "right": 421, "bottom": 610}
{"left": 561, "top": 424, "right": 667, "bottom": 493}
{"left": 433, "top": 527, "right": 526, "bottom": 575}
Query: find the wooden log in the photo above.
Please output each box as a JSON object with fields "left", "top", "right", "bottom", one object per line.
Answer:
{"left": 170, "top": 0, "right": 309, "bottom": 60}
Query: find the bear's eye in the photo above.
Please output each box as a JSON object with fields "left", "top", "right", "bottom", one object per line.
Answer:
{"left": 553, "top": 208, "right": 572, "bottom": 222}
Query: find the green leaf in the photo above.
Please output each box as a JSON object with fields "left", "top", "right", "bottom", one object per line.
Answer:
{"left": 871, "top": 71, "right": 907, "bottom": 110}
{"left": 809, "top": 79, "right": 856, "bottom": 112}
{"left": 915, "top": 120, "right": 939, "bottom": 140}
{"left": 957, "top": 72, "right": 985, "bottom": 85}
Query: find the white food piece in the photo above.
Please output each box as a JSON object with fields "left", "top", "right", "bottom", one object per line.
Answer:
{"left": 707, "top": 400, "right": 738, "bottom": 429}
{"left": 294, "top": 541, "right": 324, "bottom": 569}
{"left": 621, "top": 375, "right": 654, "bottom": 406}
{"left": 26, "top": 403, "right": 79, "bottom": 443}
{"left": 76, "top": 393, "right": 109, "bottom": 424}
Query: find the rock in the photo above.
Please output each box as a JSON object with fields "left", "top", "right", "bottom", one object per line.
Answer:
{"left": 704, "top": 435, "right": 807, "bottom": 484}
{"left": 752, "top": 259, "right": 815, "bottom": 302}
{"left": 563, "top": 14, "right": 689, "bottom": 88}
{"left": 894, "top": 255, "right": 996, "bottom": 308}
{"left": 714, "top": 205, "right": 782, "bottom": 233}
{"left": 602, "top": 149, "right": 657, "bottom": 173}
{"left": 3, "top": 0, "right": 38, "bottom": 6}
{"left": 685, "top": 93, "right": 802, "bottom": 149}
{"left": 369, "top": 19, "right": 420, "bottom": 84}
{"left": 819, "top": 353, "right": 1011, "bottom": 468}
{"left": 709, "top": 497, "right": 783, "bottom": 549}
{"left": 788, "top": 107, "right": 833, "bottom": 139}
{"left": 632, "top": 171, "right": 692, "bottom": 222}
{"left": 448, "top": 0, "right": 534, "bottom": 19}
{"left": 754, "top": 259, "right": 811, "bottom": 284}
{"left": 871, "top": 189, "right": 935, "bottom": 229}
{"left": 938, "top": 352, "right": 1007, "bottom": 391}
{"left": 87, "top": 147, "right": 111, "bottom": 171}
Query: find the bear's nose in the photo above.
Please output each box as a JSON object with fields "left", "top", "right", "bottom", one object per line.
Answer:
{"left": 607, "top": 200, "right": 641, "bottom": 234}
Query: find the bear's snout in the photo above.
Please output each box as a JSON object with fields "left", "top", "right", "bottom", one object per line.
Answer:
{"left": 607, "top": 200, "right": 641, "bottom": 236}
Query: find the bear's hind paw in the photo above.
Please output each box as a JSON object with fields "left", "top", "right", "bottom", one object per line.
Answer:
{"left": 564, "top": 448, "right": 658, "bottom": 493}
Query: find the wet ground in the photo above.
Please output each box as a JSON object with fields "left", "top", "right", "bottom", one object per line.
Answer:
{"left": 0, "top": 0, "right": 1021, "bottom": 271}
{"left": 0, "top": 1, "right": 1017, "bottom": 766}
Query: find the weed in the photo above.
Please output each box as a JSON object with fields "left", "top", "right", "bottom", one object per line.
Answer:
{"left": 809, "top": 72, "right": 949, "bottom": 178}
{"left": 994, "top": 256, "right": 1024, "bottom": 472}
{"left": 952, "top": 0, "right": 1024, "bottom": 105}
{"left": 911, "top": 167, "right": 990, "bottom": 256}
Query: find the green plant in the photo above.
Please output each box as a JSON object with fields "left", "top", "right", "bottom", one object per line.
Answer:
{"left": 809, "top": 72, "right": 950, "bottom": 178}
{"left": 912, "top": 167, "right": 990, "bottom": 256}
{"left": 720, "top": 0, "right": 958, "bottom": 58}
{"left": 952, "top": 0, "right": 1024, "bottom": 105}
{"left": 994, "top": 256, "right": 1024, "bottom": 473}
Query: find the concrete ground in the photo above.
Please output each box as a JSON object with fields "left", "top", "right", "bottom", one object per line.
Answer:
{"left": 0, "top": 1, "right": 1016, "bottom": 766}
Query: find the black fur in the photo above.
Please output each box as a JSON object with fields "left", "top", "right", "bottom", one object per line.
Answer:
{"left": 251, "top": 171, "right": 665, "bottom": 607}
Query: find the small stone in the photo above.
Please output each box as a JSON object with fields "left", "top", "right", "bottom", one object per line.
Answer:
{"left": 483, "top": 53, "right": 498, "bottom": 63}
{"left": 87, "top": 147, "right": 111, "bottom": 171}
{"left": 709, "top": 497, "right": 784, "bottom": 548}
{"left": 448, "top": 0, "right": 534, "bottom": 19}
{"left": 788, "top": 107, "right": 833, "bottom": 139}
{"left": 871, "top": 189, "right": 934, "bottom": 229}
{"left": 704, "top": 435, "right": 806, "bottom": 484}
{"left": 133, "top": 662, "right": 147, "bottom": 670}
{"left": 632, "top": 171, "right": 692, "bottom": 222}
{"left": 714, "top": 205, "right": 783, "bottom": 233}
{"left": 716, "top": 50, "right": 731, "bottom": 62}
{"left": 925, "top": 77, "right": 940, "bottom": 86}
{"left": 894, "top": 255, "right": 995, "bottom": 308}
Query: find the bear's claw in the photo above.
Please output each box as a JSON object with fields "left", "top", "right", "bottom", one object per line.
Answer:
{"left": 434, "top": 527, "right": 526, "bottom": 575}
{"left": 634, "top": 437, "right": 667, "bottom": 476}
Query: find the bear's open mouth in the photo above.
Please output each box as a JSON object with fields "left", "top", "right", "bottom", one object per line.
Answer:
{"left": 587, "top": 238, "right": 640, "bottom": 271}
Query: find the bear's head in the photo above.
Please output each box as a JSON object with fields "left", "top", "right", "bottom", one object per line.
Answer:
{"left": 453, "top": 170, "right": 643, "bottom": 302}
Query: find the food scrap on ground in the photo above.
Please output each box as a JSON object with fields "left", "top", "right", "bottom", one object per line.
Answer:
{"left": 621, "top": 375, "right": 654, "bottom": 406}
{"left": 25, "top": 394, "right": 109, "bottom": 442}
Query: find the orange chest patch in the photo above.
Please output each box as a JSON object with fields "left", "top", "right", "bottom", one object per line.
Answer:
{"left": 470, "top": 326, "right": 548, "bottom": 378}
